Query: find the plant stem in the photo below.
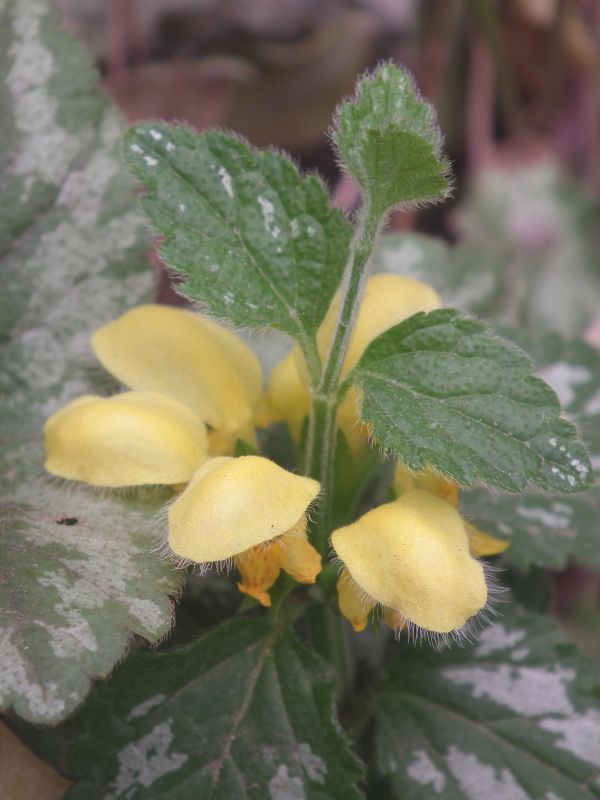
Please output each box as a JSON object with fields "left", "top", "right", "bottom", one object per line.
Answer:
{"left": 304, "top": 597, "right": 352, "bottom": 694}
{"left": 302, "top": 394, "right": 337, "bottom": 544}
{"left": 318, "top": 206, "right": 381, "bottom": 394}
{"left": 303, "top": 203, "right": 382, "bottom": 546}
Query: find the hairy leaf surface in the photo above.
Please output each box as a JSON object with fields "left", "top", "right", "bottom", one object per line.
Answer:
{"left": 352, "top": 310, "right": 592, "bottom": 492}
{"left": 332, "top": 63, "right": 450, "bottom": 214}
{"left": 124, "top": 123, "right": 352, "bottom": 358}
{"left": 65, "top": 617, "right": 364, "bottom": 799}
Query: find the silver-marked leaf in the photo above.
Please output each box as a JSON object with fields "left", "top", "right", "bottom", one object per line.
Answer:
{"left": 372, "top": 608, "right": 600, "bottom": 799}
{"left": 373, "top": 232, "right": 511, "bottom": 319}
{"left": 456, "top": 160, "right": 600, "bottom": 338}
{"left": 0, "top": 0, "right": 181, "bottom": 723}
{"left": 462, "top": 491, "right": 600, "bottom": 570}
{"left": 511, "top": 333, "right": 600, "bottom": 484}
{"left": 332, "top": 63, "right": 451, "bottom": 215}
{"left": 64, "top": 617, "right": 364, "bottom": 799}
{"left": 1, "top": 479, "right": 177, "bottom": 725}
{"left": 352, "top": 309, "right": 592, "bottom": 492}
{"left": 123, "top": 123, "right": 352, "bottom": 354}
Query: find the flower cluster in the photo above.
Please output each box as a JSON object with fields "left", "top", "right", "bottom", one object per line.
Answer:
{"left": 44, "top": 276, "right": 507, "bottom": 635}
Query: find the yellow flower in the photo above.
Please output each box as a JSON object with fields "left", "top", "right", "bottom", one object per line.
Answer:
{"left": 44, "top": 391, "right": 208, "bottom": 487}
{"left": 267, "top": 274, "right": 441, "bottom": 452}
{"left": 393, "top": 462, "right": 458, "bottom": 506}
{"left": 43, "top": 305, "right": 322, "bottom": 605}
{"left": 168, "top": 456, "right": 322, "bottom": 606}
{"left": 44, "top": 304, "right": 265, "bottom": 489}
{"left": 393, "top": 462, "right": 509, "bottom": 558}
{"left": 91, "top": 304, "right": 263, "bottom": 454}
{"left": 331, "top": 490, "right": 490, "bottom": 637}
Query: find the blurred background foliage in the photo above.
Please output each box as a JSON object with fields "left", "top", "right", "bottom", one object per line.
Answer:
{"left": 54, "top": 0, "right": 600, "bottom": 330}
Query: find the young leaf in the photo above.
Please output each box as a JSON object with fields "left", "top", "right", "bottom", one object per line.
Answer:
{"left": 0, "top": 0, "right": 180, "bottom": 723}
{"left": 124, "top": 124, "right": 352, "bottom": 358}
{"left": 64, "top": 617, "right": 364, "bottom": 800}
{"left": 370, "top": 608, "right": 600, "bottom": 799}
{"left": 351, "top": 309, "right": 593, "bottom": 493}
{"left": 331, "top": 63, "right": 451, "bottom": 215}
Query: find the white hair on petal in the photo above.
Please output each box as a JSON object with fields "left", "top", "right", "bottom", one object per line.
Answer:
{"left": 394, "top": 561, "right": 506, "bottom": 650}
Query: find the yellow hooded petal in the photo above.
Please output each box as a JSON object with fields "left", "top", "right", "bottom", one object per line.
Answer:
{"left": 207, "top": 423, "right": 258, "bottom": 457}
{"left": 331, "top": 490, "right": 487, "bottom": 634}
{"left": 318, "top": 274, "right": 441, "bottom": 378}
{"left": 44, "top": 391, "right": 208, "bottom": 487}
{"left": 168, "top": 455, "right": 320, "bottom": 563}
{"left": 279, "top": 518, "right": 322, "bottom": 584}
{"left": 336, "top": 567, "right": 375, "bottom": 632}
{"left": 235, "top": 543, "right": 284, "bottom": 607}
{"left": 266, "top": 348, "right": 309, "bottom": 440}
{"left": 393, "top": 463, "right": 458, "bottom": 506}
{"left": 91, "top": 305, "right": 262, "bottom": 444}
{"left": 465, "top": 522, "right": 509, "bottom": 557}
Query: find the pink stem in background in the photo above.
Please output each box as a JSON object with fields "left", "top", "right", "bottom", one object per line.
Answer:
{"left": 584, "top": 0, "right": 600, "bottom": 195}
{"left": 331, "top": 174, "right": 361, "bottom": 215}
{"left": 106, "top": 0, "right": 134, "bottom": 86}
{"left": 584, "top": 314, "right": 600, "bottom": 348}
{"left": 466, "top": 34, "right": 495, "bottom": 174}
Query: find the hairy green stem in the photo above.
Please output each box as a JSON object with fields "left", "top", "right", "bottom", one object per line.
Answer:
{"left": 318, "top": 207, "right": 381, "bottom": 394}
{"left": 303, "top": 204, "right": 382, "bottom": 546}
{"left": 304, "top": 599, "right": 352, "bottom": 694}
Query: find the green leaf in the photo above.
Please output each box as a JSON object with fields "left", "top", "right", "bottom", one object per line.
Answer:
{"left": 352, "top": 309, "right": 592, "bottom": 493}
{"left": 123, "top": 123, "right": 352, "bottom": 356}
{"left": 0, "top": 0, "right": 181, "bottom": 723}
{"left": 461, "top": 331, "right": 600, "bottom": 569}
{"left": 371, "top": 607, "right": 600, "bottom": 799}
{"left": 64, "top": 617, "right": 364, "bottom": 799}
{"left": 332, "top": 63, "right": 451, "bottom": 215}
